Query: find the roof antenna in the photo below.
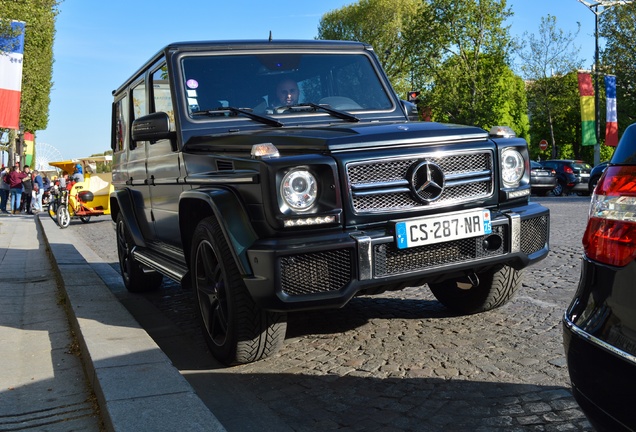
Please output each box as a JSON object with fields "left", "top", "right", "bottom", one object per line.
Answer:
{"left": 268, "top": 31, "right": 272, "bottom": 42}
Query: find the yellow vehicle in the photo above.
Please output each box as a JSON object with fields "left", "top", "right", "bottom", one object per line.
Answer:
{"left": 47, "top": 156, "right": 113, "bottom": 228}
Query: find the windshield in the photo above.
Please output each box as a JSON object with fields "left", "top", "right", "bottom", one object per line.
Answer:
{"left": 180, "top": 52, "right": 393, "bottom": 119}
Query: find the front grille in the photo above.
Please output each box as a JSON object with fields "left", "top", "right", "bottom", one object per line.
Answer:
{"left": 374, "top": 225, "right": 506, "bottom": 277}
{"left": 280, "top": 249, "right": 353, "bottom": 296}
{"left": 347, "top": 151, "right": 494, "bottom": 214}
{"left": 520, "top": 215, "right": 549, "bottom": 254}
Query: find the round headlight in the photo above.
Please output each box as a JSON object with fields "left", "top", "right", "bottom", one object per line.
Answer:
{"left": 501, "top": 148, "right": 525, "bottom": 187}
{"left": 281, "top": 169, "right": 317, "bottom": 211}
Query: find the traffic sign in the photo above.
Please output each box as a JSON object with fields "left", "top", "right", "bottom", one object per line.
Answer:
{"left": 539, "top": 139, "right": 548, "bottom": 151}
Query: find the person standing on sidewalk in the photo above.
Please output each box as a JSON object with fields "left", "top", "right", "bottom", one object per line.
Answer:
{"left": 0, "top": 166, "right": 10, "bottom": 214}
{"left": 32, "top": 169, "right": 44, "bottom": 213}
{"left": 21, "top": 166, "right": 33, "bottom": 214}
{"left": 7, "top": 165, "right": 26, "bottom": 214}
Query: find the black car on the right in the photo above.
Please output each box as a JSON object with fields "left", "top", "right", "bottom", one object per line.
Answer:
{"left": 563, "top": 123, "right": 636, "bottom": 432}
{"left": 540, "top": 159, "right": 592, "bottom": 196}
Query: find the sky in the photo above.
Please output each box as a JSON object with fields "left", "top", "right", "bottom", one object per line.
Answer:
{"left": 31, "top": 0, "right": 600, "bottom": 161}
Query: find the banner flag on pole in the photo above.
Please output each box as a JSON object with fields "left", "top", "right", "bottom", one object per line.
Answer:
{"left": 577, "top": 72, "right": 596, "bottom": 146}
{"left": 0, "top": 20, "right": 26, "bottom": 130}
{"left": 605, "top": 75, "right": 618, "bottom": 147}
{"left": 23, "top": 131, "right": 34, "bottom": 167}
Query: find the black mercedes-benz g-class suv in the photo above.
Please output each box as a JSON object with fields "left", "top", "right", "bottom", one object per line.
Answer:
{"left": 110, "top": 40, "right": 550, "bottom": 365}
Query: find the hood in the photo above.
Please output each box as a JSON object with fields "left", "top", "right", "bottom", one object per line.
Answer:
{"left": 184, "top": 121, "right": 489, "bottom": 154}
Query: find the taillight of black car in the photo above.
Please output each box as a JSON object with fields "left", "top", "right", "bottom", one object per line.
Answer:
{"left": 583, "top": 165, "right": 636, "bottom": 266}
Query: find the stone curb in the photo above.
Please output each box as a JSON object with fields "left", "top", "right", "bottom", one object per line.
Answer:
{"left": 36, "top": 214, "right": 225, "bottom": 432}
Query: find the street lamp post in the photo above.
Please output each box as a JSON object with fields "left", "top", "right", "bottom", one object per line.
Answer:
{"left": 577, "top": 0, "right": 633, "bottom": 166}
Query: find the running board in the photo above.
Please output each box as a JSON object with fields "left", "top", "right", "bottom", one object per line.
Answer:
{"left": 132, "top": 247, "right": 188, "bottom": 282}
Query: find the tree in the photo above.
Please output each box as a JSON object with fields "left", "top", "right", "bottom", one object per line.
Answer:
{"left": 317, "top": 0, "right": 422, "bottom": 97}
{"left": 526, "top": 72, "right": 580, "bottom": 160}
{"left": 516, "top": 15, "right": 582, "bottom": 159}
{"left": 600, "top": 3, "right": 636, "bottom": 134}
{"left": 409, "top": 0, "right": 527, "bottom": 134}
{"left": 0, "top": 1, "right": 59, "bottom": 133}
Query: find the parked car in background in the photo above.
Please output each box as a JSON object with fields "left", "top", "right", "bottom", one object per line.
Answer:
{"left": 540, "top": 159, "right": 592, "bottom": 196}
{"left": 588, "top": 161, "right": 609, "bottom": 194}
{"left": 530, "top": 161, "right": 557, "bottom": 196}
{"left": 563, "top": 122, "right": 636, "bottom": 432}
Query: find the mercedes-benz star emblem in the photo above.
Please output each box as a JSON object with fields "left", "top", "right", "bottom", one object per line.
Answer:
{"left": 410, "top": 161, "right": 445, "bottom": 203}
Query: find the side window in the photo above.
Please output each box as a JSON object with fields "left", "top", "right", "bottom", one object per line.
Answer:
{"left": 113, "top": 95, "right": 128, "bottom": 152}
{"left": 151, "top": 65, "right": 175, "bottom": 132}
{"left": 132, "top": 80, "right": 146, "bottom": 120}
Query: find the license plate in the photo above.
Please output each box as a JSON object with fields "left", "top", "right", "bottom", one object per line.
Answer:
{"left": 395, "top": 209, "right": 492, "bottom": 249}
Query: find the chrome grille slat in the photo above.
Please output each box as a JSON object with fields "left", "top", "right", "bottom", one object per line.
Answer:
{"left": 347, "top": 151, "right": 494, "bottom": 214}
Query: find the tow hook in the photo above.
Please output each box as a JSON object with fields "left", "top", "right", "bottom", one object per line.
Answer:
{"left": 457, "top": 273, "right": 480, "bottom": 290}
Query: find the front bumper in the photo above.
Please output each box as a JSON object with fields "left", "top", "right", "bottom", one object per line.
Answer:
{"left": 563, "top": 256, "right": 636, "bottom": 432}
{"left": 245, "top": 202, "right": 549, "bottom": 311}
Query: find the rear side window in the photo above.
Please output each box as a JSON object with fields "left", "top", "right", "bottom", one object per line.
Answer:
{"left": 151, "top": 65, "right": 175, "bottom": 132}
{"left": 132, "top": 80, "right": 147, "bottom": 120}
{"left": 112, "top": 95, "right": 128, "bottom": 152}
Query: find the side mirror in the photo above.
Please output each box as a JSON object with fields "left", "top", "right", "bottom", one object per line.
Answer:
{"left": 131, "top": 112, "right": 171, "bottom": 143}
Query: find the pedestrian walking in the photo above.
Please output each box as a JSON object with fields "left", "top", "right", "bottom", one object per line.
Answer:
{"left": 6, "top": 165, "right": 26, "bottom": 214}
{"left": 21, "top": 166, "right": 33, "bottom": 214}
{"left": 0, "top": 166, "right": 10, "bottom": 213}
{"left": 32, "top": 169, "right": 44, "bottom": 213}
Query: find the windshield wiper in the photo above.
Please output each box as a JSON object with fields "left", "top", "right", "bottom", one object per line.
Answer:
{"left": 192, "top": 107, "right": 284, "bottom": 127}
{"left": 292, "top": 103, "right": 360, "bottom": 122}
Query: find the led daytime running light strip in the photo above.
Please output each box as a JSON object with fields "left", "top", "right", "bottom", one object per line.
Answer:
{"left": 283, "top": 215, "right": 336, "bottom": 227}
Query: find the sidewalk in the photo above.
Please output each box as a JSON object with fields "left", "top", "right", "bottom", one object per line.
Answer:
{"left": 0, "top": 213, "right": 101, "bottom": 431}
{"left": 0, "top": 213, "right": 225, "bottom": 432}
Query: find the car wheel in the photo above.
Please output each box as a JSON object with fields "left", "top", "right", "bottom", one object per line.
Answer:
{"left": 80, "top": 216, "right": 91, "bottom": 223}
{"left": 552, "top": 181, "right": 565, "bottom": 196}
{"left": 191, "top": 216, "right": 287, "bottom": 365}
{"left": 428, "top": 264, "right": 522, "bottom": 314}
{"left": 56, "top": 205, "right": 71, "bottom": 229}
{"left": 116, "top": 213, "right": 163, "bottom": 292}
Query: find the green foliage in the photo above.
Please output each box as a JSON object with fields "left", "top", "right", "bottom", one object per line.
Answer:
{"left": 600, "top": 4, "right": 636, "bottom": 134}
{"left": 527, "top": 72, "right": 582, "bottom": 160}
{"left": 516, "top": 15, "right": 583, "bottom": 160}
{"left": 319, "top": 0, "right": 529, "bottom": 133}
{"left": 0, "top": 0, "right": 59, "bottom": 133}
{"left": 317, "top": 0, "right": 421, "bottom": 97}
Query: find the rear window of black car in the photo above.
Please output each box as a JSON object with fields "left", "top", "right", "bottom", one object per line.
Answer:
{"left": 611, "top": 123, "right": 636, "bottom": 164}
{"left": 572, "top": 162, "right": 591, "bottom": 170}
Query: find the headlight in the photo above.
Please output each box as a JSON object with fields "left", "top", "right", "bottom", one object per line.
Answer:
{"left": 281, "top": 169, "right": 317, "bottom": 211}
{"left": 500, "top": 148, "right": 525, "bottom": 187}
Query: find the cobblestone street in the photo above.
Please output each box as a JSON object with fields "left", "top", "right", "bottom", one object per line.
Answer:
{"left": 73, "top": 196, "right": 592, "bottom": 431}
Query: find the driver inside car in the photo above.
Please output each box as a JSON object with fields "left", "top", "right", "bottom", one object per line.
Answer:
{"left": 275, "top": 79, "right": 299, "bottom": 107}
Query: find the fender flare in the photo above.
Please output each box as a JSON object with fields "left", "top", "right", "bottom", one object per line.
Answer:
{"left": 110, "top": 188, "right": 147, "bottom": 248}
{"left": 179, "top": 188, "right": 258, "bottom": 275}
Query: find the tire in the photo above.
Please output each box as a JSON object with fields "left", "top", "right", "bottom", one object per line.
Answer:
{"left": 80, "top": 216, "right": 91, "bottom": 223}
{"left": 57, "top": 205, "right": 71, "bottom": 229}
{"left": 428, "top": 265, "right": 523, "bottom": 314}
{"left": 115, "top": 213, "right": 163, "bottom": 292}
{"left": 552, "top": 181, "right": 565, "bottom": 196}
{"left": 191, "top": 216, "right": 287, "bottom": 365}
{"left": 48, "top": 200, "right": 58, "bottom": 221}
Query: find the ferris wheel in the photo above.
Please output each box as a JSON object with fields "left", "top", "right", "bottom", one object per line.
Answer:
{"left": 35, "top": 142, "right": 64, "bottom": 172}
